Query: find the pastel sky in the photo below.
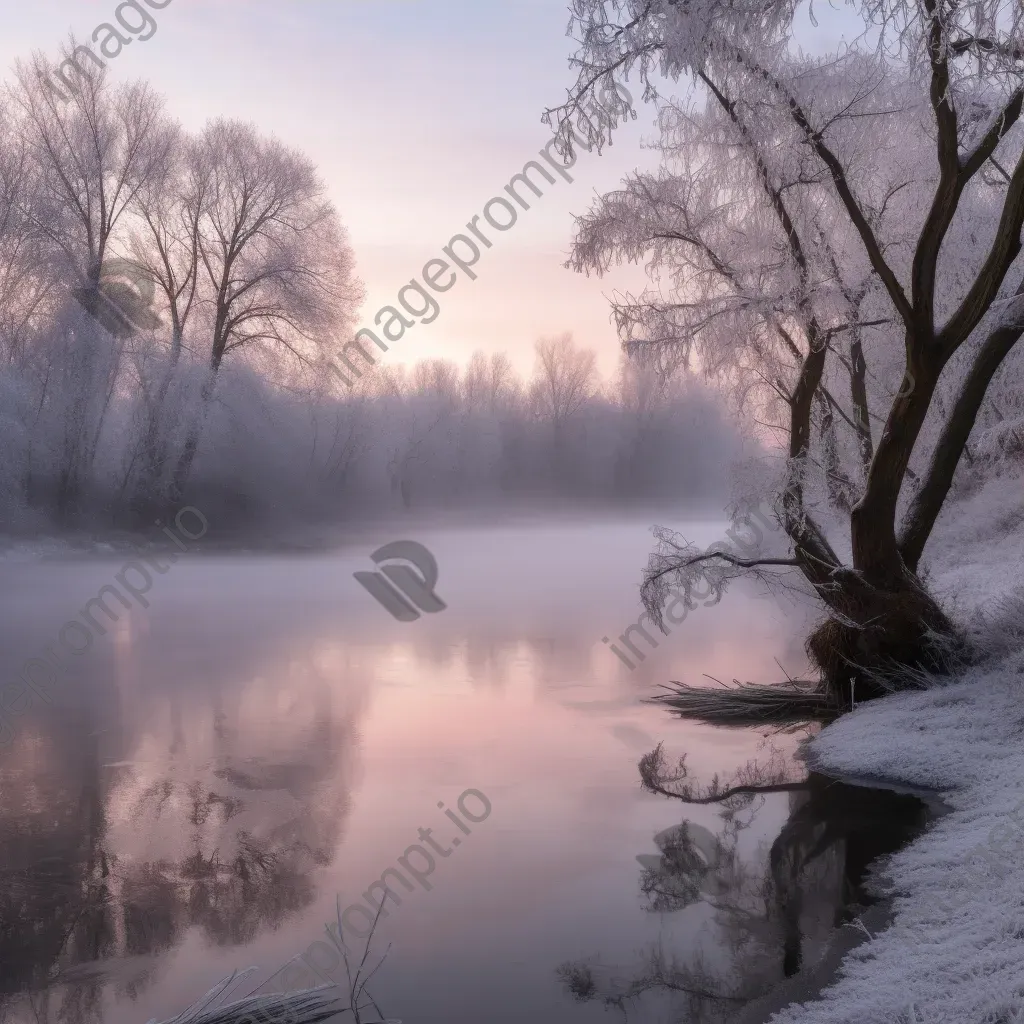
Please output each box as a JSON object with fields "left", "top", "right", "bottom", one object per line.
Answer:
{"left": 0, "top": 0, "right": 861, "bottom": 380}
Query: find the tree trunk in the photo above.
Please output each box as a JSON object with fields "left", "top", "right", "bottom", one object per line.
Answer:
{"left": 805, "top": 580, "right": 960, "bottom": 702}
{"left": 169, "top": 368, "right": 217, "bottom": 507}
{"left": 848, "top": 337, "right": 874, "bottom": 472}
{"left": 850, "top": 346, "right": 941, "bottom": 587}
{"left": 794, "top": 342, "right": 966, "bottom": 700}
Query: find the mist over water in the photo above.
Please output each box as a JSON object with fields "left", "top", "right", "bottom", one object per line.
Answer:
{"left": 0, "top": 517, "right": 816, "bottom": 1024}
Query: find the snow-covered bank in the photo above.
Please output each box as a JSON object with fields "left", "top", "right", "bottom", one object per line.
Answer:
{"left": 767, "top": 478, "right": 1024, "bottom": 1024}
{"left": 768, "top": 655, "right": 1024, "bottom": 1023}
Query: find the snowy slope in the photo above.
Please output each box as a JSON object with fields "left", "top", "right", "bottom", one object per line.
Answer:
{"left": 769, "top": 475, "right": 1024, "bottom": 1024}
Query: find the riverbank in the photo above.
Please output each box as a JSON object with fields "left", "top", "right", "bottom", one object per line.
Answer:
{"left": 765, "top": 474, "right": 1024, "bottom": 1023}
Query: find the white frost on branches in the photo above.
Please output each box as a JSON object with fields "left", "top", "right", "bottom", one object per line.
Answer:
{"left": 558, "top": 0, "right": 1024, "bottom": 621}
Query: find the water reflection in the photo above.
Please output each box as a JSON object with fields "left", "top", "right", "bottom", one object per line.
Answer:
{"left": 0, "top": 520, "right": 822, "bottom": 1024}
{"left": 561, "top": 755, "right": 929, "bottom": 1022}
{"left": 0, "top": 640, "right": 361, "bottom": 1024}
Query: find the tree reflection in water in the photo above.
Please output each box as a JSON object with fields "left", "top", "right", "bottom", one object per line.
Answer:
{"left": 558, "top": 739, "right": 929, "bottom": 1022}
{"left": 0, "top": 658, "right": 360, "bottom": 1024}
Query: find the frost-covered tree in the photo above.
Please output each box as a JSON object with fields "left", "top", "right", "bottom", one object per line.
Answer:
{"left": 7, "top": 50, "right": 172, "bottom": 518}
{"left": 169, "top": 119, "right": 364, "bottom": 500}
{"left": 190, "top": 120, "right": 362, "bottom": 378}
{"left": 548, "top": 0, "right": 1024, "bottom": 700}
{"left": 10, "top": 45, "right": 172, "bottom": 308}
{"left": 530, "top": 332, "right": 599, "bottom": 483}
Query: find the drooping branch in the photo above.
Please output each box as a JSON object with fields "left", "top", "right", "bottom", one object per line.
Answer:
{"left": 641, "top": 524, "right": 806, "bottom": 630}
{"left": 731, "top": 51, "right": 915, "bottom": 328}
{"left": 639, "top": 742, "right": 811, "bottom": 803}
{"left": 650, "top": 549, "right": 801, "bottom": 579}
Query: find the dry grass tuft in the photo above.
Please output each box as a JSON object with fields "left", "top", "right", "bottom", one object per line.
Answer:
{"left": 649, "top": 677, "right": 833, "bottom": 724}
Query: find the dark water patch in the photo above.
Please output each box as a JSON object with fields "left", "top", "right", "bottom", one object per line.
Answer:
{"left": 561, "top": 760, "right": 935, "bottom": 1023}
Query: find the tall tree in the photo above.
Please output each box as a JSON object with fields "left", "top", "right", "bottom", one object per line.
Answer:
{"left": 8, "top": 48, "right": 171, "bottom": 518}
{"left": 11, "top": 44, "right": 172, "bottom": 306}
{"left": 548, "top": 0, "right": 1024, "bottom": 700}
{"left": 170, "top": 118, "right": 363, "bottom": 500}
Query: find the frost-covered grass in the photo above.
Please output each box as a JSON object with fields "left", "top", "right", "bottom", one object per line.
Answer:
{"left": 771, "top": 653, "right": 1024, "bottom": 1024}
{"left": 769, "top": 475, "right": 1024, "bottom": 1024}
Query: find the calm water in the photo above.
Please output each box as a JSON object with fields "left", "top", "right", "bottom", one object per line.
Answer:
{"left": 0, "top": 518, "right": 920, "bottom": 1023}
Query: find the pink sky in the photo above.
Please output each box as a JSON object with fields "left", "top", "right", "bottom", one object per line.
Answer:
{"left": 1, "top": 0, "right": 860, "bottom": 380}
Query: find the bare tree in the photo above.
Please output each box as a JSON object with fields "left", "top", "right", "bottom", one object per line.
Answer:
{"left": 548, "top": 0, "right": 1024, "bottom": 701}
{"left": 10, "top": 43, "right": 172, "bottom": 304}
{"left": 170, "top": 118, "right": 363, "bottom": 501}
{"left": 532, "top": 332, "right": 598, "bottom": 429}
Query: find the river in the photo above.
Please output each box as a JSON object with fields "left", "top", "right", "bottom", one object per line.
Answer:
{"left": 0, "top": 516, "right": 923, "bottom": 1023}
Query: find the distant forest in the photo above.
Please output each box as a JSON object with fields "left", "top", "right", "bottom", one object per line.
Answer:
{"left": 0, "top": 46, "right": 742, "bottom": 536}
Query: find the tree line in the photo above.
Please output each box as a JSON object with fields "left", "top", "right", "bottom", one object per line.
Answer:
{"left": 0, "top": 43, "right": 741, "bottom": 536}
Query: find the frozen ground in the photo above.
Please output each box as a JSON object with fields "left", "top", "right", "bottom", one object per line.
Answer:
{"left": 769, "top": 474, "right": 1024, "bottom": 1024}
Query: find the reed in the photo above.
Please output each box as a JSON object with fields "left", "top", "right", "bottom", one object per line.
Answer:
{"left": 648, "top": 677, "right": 834, "bottom": 724}
{"left": 153, "top": 983, "right": 349, "bottom": 1024}
{"left": 152, "top": 898, "right": 394, "bottom": 1024}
